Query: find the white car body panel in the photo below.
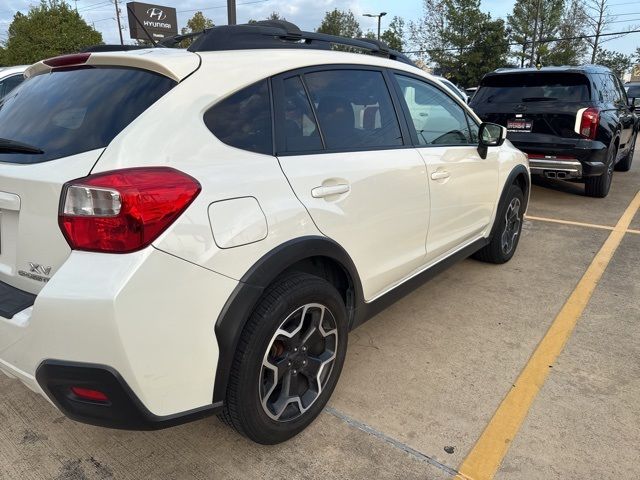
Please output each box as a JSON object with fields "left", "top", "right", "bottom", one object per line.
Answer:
{"left": 419, "top": 145, "right": 499, "bottom": 260}
{"left": 278, "top": 149, "right": 430, "bottom": 300}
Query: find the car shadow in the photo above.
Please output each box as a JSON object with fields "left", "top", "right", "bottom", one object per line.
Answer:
{"left": 531, "top": 175, "right": 585, "bottom": 196}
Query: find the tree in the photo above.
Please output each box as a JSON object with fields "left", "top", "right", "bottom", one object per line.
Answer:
{"left": 411, "top": 0, "right": 509, "bottom": 87}
{"left": 635, "top": 47, "right": 640, "bottom": 63}
{"left": 595, "top": 48, "right": 632, "bottom": 77}
{"left": 4, "top": 1, "right": 102, "bottom": 65}
{"left": 380, "top": 16, "right": 405, "bottom": 51}
{"left": 546, "top": 0, "right": 588, "bottom": 65}
{"left": 179, "top": 11, "right": 214, "bottom": 47}
{"left": 585, "top": 0, "right": 635, "bottom": 64}
{"left": 409, "top": 0, "right": 448, "bottom": 64}
{"left": 316, "top": 9, "right": 362, "bottom": 38}
{"left": 248, "top": 12, "right": 287, "bottom": 24}
{"left": 507, "top": 0, "right": 537, "bottom": 67}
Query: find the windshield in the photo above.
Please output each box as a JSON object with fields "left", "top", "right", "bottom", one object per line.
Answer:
{"left": 473, "top": 72, "right": 591, "bottom": 104}
{"left": 0, "top": 66, "right": 175, "bottom": 164}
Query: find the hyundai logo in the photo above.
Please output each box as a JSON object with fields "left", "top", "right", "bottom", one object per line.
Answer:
{"left": 146, "top": 8, "right": 166, "bottom": 21}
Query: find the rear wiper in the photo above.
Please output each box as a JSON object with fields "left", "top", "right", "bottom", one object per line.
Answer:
{"left": 521, "top": 97, "right": 557, "bottom": 102}
{"left": 0, "top": 138, "right": 44, "bottom": 154}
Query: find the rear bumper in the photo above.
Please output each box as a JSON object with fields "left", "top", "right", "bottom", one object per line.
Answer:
{"left": 528, "top": 158, "right": 583, "bottom": 179}
{"left": 36, "top": 360, "right": 222, "bottom": 430}
{"left": 0, "top": 247, "right": 237, "bottom": 428}
{"left": 509, "top": 133, "right": 608, "bottom": 178}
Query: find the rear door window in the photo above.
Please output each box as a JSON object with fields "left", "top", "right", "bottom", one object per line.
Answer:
{"left": 303, "top": 69, "right": 403, "bottom": 150}
{"left": 204, "top": 80, "right": 273, "bottom": 155}
{"left": 0, "top": 67, "right": 175, "bottom": 164}
{"left": 281, "top": 76, "right": 323, "bottom": 152}
{"left": 473, "top": 72, "right": 591, "bottom": 104}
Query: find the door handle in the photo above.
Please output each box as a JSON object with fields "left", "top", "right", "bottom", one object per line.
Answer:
{"left": 311, "top": 184, "right": 350, "bottom": 198}
{"left": 431, "top": 170, "right": 450, "bottom": 180}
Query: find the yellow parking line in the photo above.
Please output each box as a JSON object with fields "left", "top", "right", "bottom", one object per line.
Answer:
{"left": 525, "top": 215, "right": 615, "bottom": 231}
{"left": 456, "top": 191, "right": 640, "bottom": 480}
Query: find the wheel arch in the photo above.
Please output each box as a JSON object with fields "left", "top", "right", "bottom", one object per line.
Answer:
{"left": 212, "top": 236, "right": 363, "bottom": 404}
{"left": 490, "top": 164, "right": 530, "bottom": 240}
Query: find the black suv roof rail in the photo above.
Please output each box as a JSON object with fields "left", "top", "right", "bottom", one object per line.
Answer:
{"left": 187, "top": 20, "right": 415, "bottom": 66}
{"left": 490, "top": 64, "right": 613, "bottom": 75}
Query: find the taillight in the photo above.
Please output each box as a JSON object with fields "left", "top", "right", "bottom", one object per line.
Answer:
{"left": 579, "top": 107, "right": 600, "bottom": 140}
{"left": 59, "top": 167, "right": 201, "bottom": 253}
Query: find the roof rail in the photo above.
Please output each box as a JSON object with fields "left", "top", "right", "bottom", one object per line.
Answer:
{"left": 187, "top": 20, "right": 414, "bottom": 66}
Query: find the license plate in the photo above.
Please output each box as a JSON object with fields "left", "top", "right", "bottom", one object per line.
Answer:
{"left": 507, "top": 118, "right": 533, "bottom": 132}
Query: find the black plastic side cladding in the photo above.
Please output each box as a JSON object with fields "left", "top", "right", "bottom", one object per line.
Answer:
{"left": 212, "top": 236, "right": 363, "bottom": 404}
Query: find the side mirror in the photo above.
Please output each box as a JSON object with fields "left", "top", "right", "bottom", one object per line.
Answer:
{"left": 628, "top": 98, "right": 636, "bottom": 111}
{"left": 478, "top": 122, "right": 507, "bottom": 159}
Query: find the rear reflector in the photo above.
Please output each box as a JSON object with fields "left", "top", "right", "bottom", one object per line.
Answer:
{"left": 59, "top": 167, "right": 201, "bottom": 253}
{"left": 70, "top": 386, "right": 109, "bottom": 403}
{"left": 43, "top": 53, "right": 91, "bottom": 68}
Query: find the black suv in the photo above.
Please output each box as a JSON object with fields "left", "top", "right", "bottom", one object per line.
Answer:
{"left": 470, "top": 66, "right": 637, "bottom": 197}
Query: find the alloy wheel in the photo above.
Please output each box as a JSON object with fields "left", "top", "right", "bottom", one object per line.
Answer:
{"left": 259, "top": 303, "right": 338, "bottom": 422}
{"left": 501, "top": 197, "right": 521, "bottom": 255}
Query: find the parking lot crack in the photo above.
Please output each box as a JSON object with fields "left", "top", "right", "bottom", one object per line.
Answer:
{"left": 324, "top": 406, "right": 459, "bottom": 477}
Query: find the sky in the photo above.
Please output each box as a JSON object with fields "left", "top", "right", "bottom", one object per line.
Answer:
{"left": 0, "top": 0, "right": 638, "bottom": 58}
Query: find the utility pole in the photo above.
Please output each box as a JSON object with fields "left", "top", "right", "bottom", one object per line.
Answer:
{"left": 114, "top": 0, "right": 124, "bottom": 45}
{"left": 363, "top": 12, "right": 387, "bottom": 40}
{"left": 529, "top": 0, "right": 541, "bottom": 67}
{"left": 227, "top": 0, "right": 237, "bottom": 25}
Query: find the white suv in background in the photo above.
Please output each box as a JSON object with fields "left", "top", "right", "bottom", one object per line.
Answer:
{"left": 0, "top": 21, "right": 529, "bottom": 444}
{"left": 0, "top": 65, "right": 27, "bottom": 98}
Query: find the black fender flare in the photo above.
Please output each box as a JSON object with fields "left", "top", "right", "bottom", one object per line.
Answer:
{"left": 489, "top": 164, "right": 530, "bottom": 240}
{"left": 212, "top": 236, "right": 363, "bottom": 404}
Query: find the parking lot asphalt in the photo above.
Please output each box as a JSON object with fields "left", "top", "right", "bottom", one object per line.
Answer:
{"left": 1, "top": 150, "right": 639, "bottom": 480}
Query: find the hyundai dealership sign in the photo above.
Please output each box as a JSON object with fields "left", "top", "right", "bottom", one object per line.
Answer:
{"left": 126, "top": 2, "right": 178, "bottom": 41}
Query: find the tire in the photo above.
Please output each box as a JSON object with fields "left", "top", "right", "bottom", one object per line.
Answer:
{"left": 615, "top": 132, "right": 636, "bottom": 172}
{"left": 473, "top": 184, "right": 524, "bottom": 264}
{"left": 219, "top": 272, "right": 348, "bottom": 444}
{"left": 585, "top": 142, "right": 616, "bottom": 198}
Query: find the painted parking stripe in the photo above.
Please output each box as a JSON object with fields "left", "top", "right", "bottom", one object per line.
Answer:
{"left": 456, "top": 191, "right": 640, "bottom": 480}
{"left": 526, "top": 215, "right": 640, "bottom": 235}
{"left": 525, "top": 215, "right": 615, "bottom": 231}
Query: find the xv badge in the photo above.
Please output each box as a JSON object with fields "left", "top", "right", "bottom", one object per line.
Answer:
{"left": 29, "top": 263, "right": 52, "bottom": 276}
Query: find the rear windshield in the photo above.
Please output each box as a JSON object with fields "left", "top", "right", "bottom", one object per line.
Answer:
{"left": 0, "top": 66, "right": 175, "bottom": 164}
{"left": 473, "top": 72, "right": 591, "bottom": 104}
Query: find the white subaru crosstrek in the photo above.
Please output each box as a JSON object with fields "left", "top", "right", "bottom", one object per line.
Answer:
{"left": 0, "top": 22, "right": 529, "bottom": 444}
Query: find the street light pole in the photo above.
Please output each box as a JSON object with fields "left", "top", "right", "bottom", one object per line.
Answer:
{"left": 363, "top": 12, "right": 387, "bottom": 40}
{"left": 227, "top": 0, "right": 237, "bottom": 25}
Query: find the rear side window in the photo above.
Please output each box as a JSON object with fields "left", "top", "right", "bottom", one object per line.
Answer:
{"left": 303, "top": 70, "right": 403, "bottom": 150}
{"left": 473, "top": 72, "right": 591, "bottom": 104}
{"left": 0, "top": 67, "right": 175, "bottom": 165}
{"left": 204, "top": 80, "right": 273, "bottom": 155}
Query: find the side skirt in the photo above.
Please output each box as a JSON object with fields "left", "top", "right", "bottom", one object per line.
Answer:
{"left": 350, "top": 237, "right": 489, "bottom": 329}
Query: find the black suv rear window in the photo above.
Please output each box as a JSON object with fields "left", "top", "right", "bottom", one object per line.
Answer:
{"left": 473, "top": 72, "right": 591, "bottom": 104}
{"left": 0, "top": 67, "right": 175, "bottom": 164}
